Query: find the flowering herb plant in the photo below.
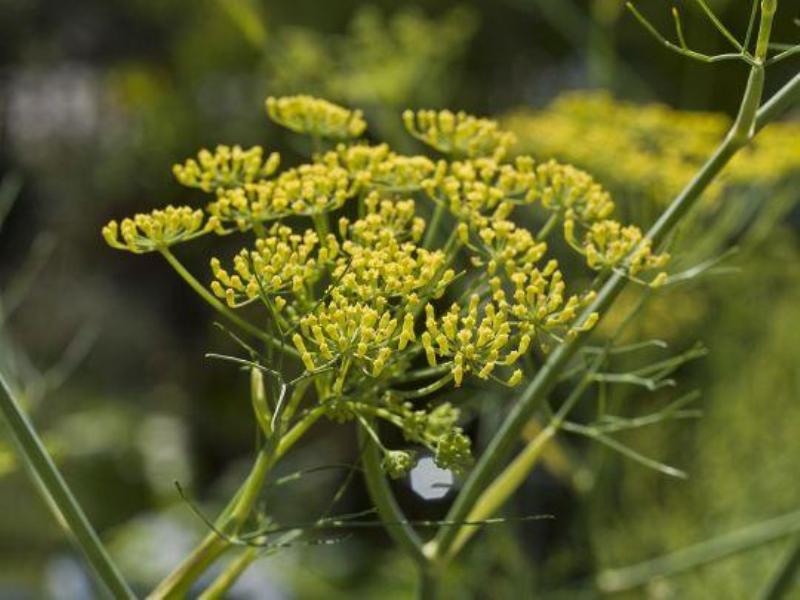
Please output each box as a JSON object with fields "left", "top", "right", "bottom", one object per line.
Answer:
{"left": 0, "top": 1, "right": 797, "bottom": 598}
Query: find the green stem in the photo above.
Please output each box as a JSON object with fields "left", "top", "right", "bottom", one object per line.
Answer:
{"left": 148, "top": 407, "right": 325, "bottom": 598}
{"left": 535, "top": 213, "right": 559, "bottom": 240}
{"left": 417, "top": 566, "right": 442, "bottom": 600}
{"left": 757, "top": 536, "right": 800, "bottom": 600}
{"left": 312, "top": 212, "right": 329, "bottom": 238}
{"left": 197, "top": 547, "right": 259, "bottom": 600}
{"left": 422, "top": 202, "right": 446, "bottom": 249}
{"left": 357, "top": 424, "right": 427, "bottom": 565}
{"left": 159, "top": 248, "right": 298, "bottom": 359}
{"left": 446, "top": 423, "right": 558, "bottom": 560}
{"left": 0, "top": 372, "right": 135, "bottom": 599}
{"left": 597, "top": 508, "right": 800, "bottom": 593}
{"left": 430, "top": 39, "right": 800, "bottom": 560}
{"left": 148, "top": 450, "right": 273, "bottom": 599}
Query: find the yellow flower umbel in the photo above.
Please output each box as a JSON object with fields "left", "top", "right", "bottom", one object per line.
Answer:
{"left": 336, "top": 195, "right": 453, "bottom": 304}
{"left": 102, "top": 205, "right": 220, "bottom": 253}
{"left": 210, "top": 225, "right": 339, "bottom": 308}
{"left": 173, "top": 145, "right": 280, "bottom": 193}
{"left": 208, "top": 163, "right": 353, "bottom": 230}
{"left": 470, "top": 218, "right": 548, "bottom": 277}
{"left": 266, "top": 95, "right": 367, "bottom": 140}
{"left": 102, "top": 93, "right": 673, "bottom": 478}
{"left": 403, "top": 109, "right": 516, "bottom": 160}
{"left": 504, "top": 262, "right": 598, "bottom": 343}
{"left": 421, "top": 296, "right": 525, "bottom": 387}
{"left": 565, "top": 215, "right": 669, "bottom": 283}
{"left": 317, "top": 143, "right": 438, "bottom": 193}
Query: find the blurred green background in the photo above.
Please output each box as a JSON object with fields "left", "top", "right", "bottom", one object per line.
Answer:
{"left": 0, "top": 0, "right": 799, "bottom": 597}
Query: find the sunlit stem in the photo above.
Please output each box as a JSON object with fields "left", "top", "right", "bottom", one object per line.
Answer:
{"left": 444, "top": 359, "right": 595, "bottom": 559}
{"left": 535, "top": 212, "right": 559, "bottom": 240}
{"left": 312, "top": 212, "right": 329, "bottom": 238}
{"left": 147, "top": 406, "right": 325, "bottom": 599}
{"left": 159, "top": 248, "right": 299, "bottom": 359}
{"left": 197, "top": 547, "right": 259, "bottom": 600}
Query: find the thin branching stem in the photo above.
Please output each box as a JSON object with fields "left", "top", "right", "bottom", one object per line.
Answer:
{"left": 692, "top": 0, "right": 744, "bottom": 52}
{"left": 159, "top": 248, "right": 298, "bottom": 358}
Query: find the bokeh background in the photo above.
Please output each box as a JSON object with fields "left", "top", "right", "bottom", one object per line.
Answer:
{"left": 1, "top": 0, "right": 799, "bottom": 597}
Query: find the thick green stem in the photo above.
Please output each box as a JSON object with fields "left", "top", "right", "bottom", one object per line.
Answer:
{"left": 312, "top": 212, "right": 329, "bottom": 238}
{"left": 445, "top": 424, "right": 557, "bottom": 559}
{"left": 417, "top": 566, "right": 443, "bottom": 600}
{"left": 147, "top": 450, "right": 273, "bottom": 599}
{"left": 357, "top": 424, "right": 427, "bottom": 565}
{"left": 0, "top": 372, "right": 135, "bottom": 599}
{"left": 431, "top": 44, "right": 800, "bottom": 560}
{"left": 159, "top": 248, "right": 298, "bottom": 359}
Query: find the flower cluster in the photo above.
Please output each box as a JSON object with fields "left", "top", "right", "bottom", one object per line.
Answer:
{"left": 565, "top": 216, "right": 669, "bottom": 282}
{"left": 103, "top": 94, "right": 670, "bottom": 477}
{"left": 210, "top": 225, "right": 339, "bottom": 308}
{"left": 404, "top": 109, "right": 516, "bottom": 160}
{"left": 208, "top": 163, "right": 353, "bottom": 229}
{"left": 378, "top": 399, "right": 473, "bottom": 476}
{"left": 317, "top": 143, "right": 437, "bottom": 193}
{"left": 421, "top": 298, "right": 524, "bottom": 387}
{"left": 173, "top": 145, "right": 280, "bottom": 193}
{"left": 469, "top": 218, "right": 548, "bottom": 276}
{"left": 102, "top": 205, "right": 220, "bottom": 253}
{"left": 336, "top": 197, "right": 453, "bottom": 304}
{"left": 502, "top": 91, "right": 729, "bottom": 207}
{"left": 504, "top": 263, "right": 599, "bottom": 342}
{"left": 266, "top": 95, "right": 367, "bottom": 139}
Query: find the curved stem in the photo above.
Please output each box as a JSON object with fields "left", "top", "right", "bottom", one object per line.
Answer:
{"left": 0, "top": 372, "right": 135, "bottom": 599}
{"left": 357, "top": 424, "right": 428, "bottom": 566}
{"left": 431, "top": 47, "right": 800, "bottom": 560}
{"left": 159, "top": 248, "right": 298, "bottom": 359}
